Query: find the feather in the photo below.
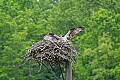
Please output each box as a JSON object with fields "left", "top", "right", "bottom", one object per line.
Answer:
{"left": 42, "top": 33, "right": 60, "bottom": 41}
{"left": 64, "top": 27, "right": 84, "bottom": 40}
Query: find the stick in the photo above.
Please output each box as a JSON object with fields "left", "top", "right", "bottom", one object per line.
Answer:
{"left": 59, "top": 64, "right": 64, "bottom": 80}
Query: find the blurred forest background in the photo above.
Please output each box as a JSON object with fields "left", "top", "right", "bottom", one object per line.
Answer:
{"left": 0, "top": 0, "right": 120, "bottom": 80}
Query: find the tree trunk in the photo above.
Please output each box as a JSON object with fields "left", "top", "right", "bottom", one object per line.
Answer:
{"left": 66, "top": 61, "right": 72, "bottom": 80}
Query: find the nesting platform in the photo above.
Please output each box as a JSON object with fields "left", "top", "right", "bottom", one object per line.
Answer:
{"left": 23, "top": 41, "right": 77, "bottom": 65}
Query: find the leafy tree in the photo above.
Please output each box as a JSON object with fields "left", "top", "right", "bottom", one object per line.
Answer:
{"left": 0, "top": 0, "right": 120, "bottom": 80}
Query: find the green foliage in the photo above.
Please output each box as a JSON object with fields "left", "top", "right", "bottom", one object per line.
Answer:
{"left": 0, "top": 0, "right": 120, "bottom": 80}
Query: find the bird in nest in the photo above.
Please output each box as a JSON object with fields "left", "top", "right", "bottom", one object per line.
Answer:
{"left": 41, "top": 27, "right": 84, "bottom": 42}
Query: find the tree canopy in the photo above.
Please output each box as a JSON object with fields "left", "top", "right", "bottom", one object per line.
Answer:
{"left": 0, "top": 0, "right": 120, "bottom": 80}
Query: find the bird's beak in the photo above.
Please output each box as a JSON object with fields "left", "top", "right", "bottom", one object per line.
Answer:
{"left": 78, "top": 26, "right": 84, "bottom": 31}
{"left": 80, "top": 28, "right": 84, "bottom": 32}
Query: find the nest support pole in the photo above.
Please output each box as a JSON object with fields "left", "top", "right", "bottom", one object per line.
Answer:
{"left": 66, "top": 61, "right": 72, "bottom": 80}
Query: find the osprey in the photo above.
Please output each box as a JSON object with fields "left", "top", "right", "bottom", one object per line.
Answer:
{"left": 42, "top": 33, "right": 60, "bottom": 41}
{"left": 42, "top": 27, "right": 84, "bottom": 42}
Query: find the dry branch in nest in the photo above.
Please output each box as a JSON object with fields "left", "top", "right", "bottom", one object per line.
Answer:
{"left": 23, "top": 41, "right": 77, "bottom": 65}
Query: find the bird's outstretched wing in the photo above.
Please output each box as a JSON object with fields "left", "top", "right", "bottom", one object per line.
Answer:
{"left": 64, "top": 27, "right": 84, "bottom": 40}
{"left": 42, "top": 33, "right": 60, "bottom": 41}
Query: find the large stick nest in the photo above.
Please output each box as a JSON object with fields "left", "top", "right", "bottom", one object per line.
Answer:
{"left": 24, "top": 41, "right": 77, "bottom": 65}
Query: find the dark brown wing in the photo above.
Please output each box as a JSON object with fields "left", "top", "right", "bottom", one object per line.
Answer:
{"left": 64, "top": 27, "right": 84, "bottom": 40}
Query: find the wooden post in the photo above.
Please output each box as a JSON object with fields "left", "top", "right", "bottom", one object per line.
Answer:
{"left": 66, "top": 61, "right": 72, "bottom": 80}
